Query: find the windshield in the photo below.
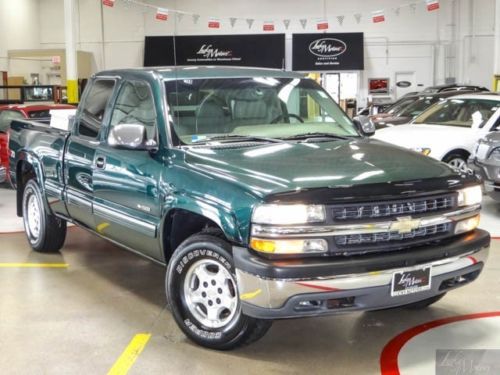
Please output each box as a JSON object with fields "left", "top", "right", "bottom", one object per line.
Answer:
{"left": 385, "top": 97, "right": 419, "bottom": 115}
{"left": 413, "top": 98, "right": 500, "bottom": 128}
{"left": 396, "top": 96, "right": 442, "bottom": 118}
{"left": 165, "top": 77, "right": 359, "bottom": 145}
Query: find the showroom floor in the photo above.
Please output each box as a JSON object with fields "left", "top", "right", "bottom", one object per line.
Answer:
{"left": 0, "top": 186, "right": 499, "bottom": 375}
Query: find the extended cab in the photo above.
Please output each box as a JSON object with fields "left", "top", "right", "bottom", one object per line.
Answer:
{"left": 9, "top": 67, "right": 490, "bottom": 349}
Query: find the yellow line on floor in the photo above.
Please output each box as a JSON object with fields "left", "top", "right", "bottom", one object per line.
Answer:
{"left": 0, "top": 263, "right": 68, "bottom": 268}
{"left": 107, "top": 333, "right": 151, "bottom": 375}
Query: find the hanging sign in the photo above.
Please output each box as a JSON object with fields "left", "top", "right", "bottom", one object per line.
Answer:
{"left": 426, "top": 0, "right": 440, "bottom": 11}
{"left": 263, "top": 21, "right": 275, "bottom": 31}
{"left": 208, "top": 18, "right": 220, "bottom": 29}
{"left": 155, "top": 8, "right": 168, "bottom": 21}
{"left": 372, "top": 10, "right": 385, "bottom": 23}
{"left": 292, "top": 32, "right": 364, "bottom": 71}
{"left": 316, "top": 19, "right": 329, "bottom": 30}
{"left": 144, "top": 34, "right": 285, "bottom": 69}
{"left": 102, "top": 0, "right": 115, "bottom": 7}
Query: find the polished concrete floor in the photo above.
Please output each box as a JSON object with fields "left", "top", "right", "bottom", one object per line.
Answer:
{"left": 0, "top": 185, "right": 499, "bottom": 374}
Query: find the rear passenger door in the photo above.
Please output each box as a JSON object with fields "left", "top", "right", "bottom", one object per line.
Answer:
{"left": 65, "top": 78, "right": 116, "bottom": 229}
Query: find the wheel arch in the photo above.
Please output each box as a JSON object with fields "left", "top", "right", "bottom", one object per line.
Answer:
{"left": 442, "top": 148, "right": 470, "bottom": 162}
{"left": 15, "top": 152, "right": 48, "bottom": 217}
{"left": 160, "top": 205, "right": 243, "bottom": 265}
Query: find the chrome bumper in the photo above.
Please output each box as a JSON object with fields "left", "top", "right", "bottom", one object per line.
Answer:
{"left": 236, "top": 244, "right": 488, "bottom": 318}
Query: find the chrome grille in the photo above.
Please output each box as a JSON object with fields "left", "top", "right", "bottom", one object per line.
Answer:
{"left": 334, "top": 223, "right": 451, "bottom": 247}
{"left": 331, "top": 194, "right": 456, "bottom": 221}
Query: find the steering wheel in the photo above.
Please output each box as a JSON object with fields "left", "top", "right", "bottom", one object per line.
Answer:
{"left": 271, "top": 113, "right": 304, "bottom": 124}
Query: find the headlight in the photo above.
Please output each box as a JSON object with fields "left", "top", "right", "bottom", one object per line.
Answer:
{"left": 454, "top": 215, "right": 480, "bottom": 234}
{"left": 250, "top": 238, "right": 328, "bottom": 254}
{"left": 489, "top": 148, "right": 500, "bottom": 161}
{"left": 414, "top": 147, "right": 431, "bottom": 156}
{"left": 252, "top": 204, "right": 326, "bottom": 225}
{"left": 457, "top": 185, "right": 482, "bottom": 206}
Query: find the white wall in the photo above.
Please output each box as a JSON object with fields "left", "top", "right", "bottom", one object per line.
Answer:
{"left": 2, "top": 0, "right": 498, "bottom": 104}
{"left": 0, "top": 0, "right": 41, "bottom": 80}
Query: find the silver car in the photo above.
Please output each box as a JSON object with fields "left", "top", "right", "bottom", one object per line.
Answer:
{"left": 469, "top": 132, "right": 500, "bottom": 201}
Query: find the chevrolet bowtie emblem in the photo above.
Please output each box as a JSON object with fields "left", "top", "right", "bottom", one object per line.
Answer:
{"left": 390, "top": 216, "right": 421, "bottom": 234}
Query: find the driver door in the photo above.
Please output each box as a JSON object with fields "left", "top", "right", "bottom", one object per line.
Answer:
{"left": 92, "top": 79, "right": 163, "bottom": 260}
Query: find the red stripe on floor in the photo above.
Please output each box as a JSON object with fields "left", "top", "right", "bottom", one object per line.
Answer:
{"left": 380, "top": 311, "right": 500, "bottom": 375}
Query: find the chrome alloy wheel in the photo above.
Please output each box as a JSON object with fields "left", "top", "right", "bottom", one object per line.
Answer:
{"left": 447, "top": 157, "right": 468, "bottom": 172}
{"left": 26, "top": 193, "right": 41, "bottom": 240}
{"left": 183, "top": 259, "right": 239, "bottom": 329}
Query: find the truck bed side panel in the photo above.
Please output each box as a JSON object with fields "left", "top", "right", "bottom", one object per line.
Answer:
{"left": 9, "top": 119, "right": 70, "bottom": 217}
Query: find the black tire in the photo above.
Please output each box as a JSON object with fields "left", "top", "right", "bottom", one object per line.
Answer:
{"left": 443, "top": 152, "right": 468, "bottom": 172}
{"left": 22, "top": 179, "right": 67, "bottom": 252}
{"left": 403, "top": 293, "right": 446, "bottom": 310}
{"left": 166, "top": 233, "right": 272, "bottom": 350}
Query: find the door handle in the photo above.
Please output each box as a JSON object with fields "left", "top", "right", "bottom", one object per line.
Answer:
{"left": 95, "top": 156, "right": 106, "bottom": 169}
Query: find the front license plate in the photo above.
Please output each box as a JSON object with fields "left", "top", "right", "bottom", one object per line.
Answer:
{"left": 391, "top": 266, "right": 432, "bottom": 297}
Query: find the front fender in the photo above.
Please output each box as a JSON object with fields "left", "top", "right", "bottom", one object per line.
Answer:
{"left": 164, "top": 193, "right": 245, "bottom": 244}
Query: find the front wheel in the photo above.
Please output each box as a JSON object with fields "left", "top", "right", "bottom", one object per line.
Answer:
{"left": 22, "top": 179, "right": 67, "bottom": 252}
{"left": 166, "top": 234, "right": 272, "bottom": 350}
{"left": 443, "top": 153, "right": 468, "bottom": 172}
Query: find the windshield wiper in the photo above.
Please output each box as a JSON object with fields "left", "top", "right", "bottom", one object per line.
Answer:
{"left": 195, "top": 134, "right": 288, "bottom": 144}
{"left": 282, "top": 132, "right": 350, "bottom": 141}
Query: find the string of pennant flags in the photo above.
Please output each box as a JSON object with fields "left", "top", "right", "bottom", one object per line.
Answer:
{"left": 102, "top": 0, "right": 440, "bottom": 30}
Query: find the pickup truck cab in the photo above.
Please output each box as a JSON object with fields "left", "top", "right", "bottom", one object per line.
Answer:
{"left": 9, "top": 67, "right": 490, "bottom": 349}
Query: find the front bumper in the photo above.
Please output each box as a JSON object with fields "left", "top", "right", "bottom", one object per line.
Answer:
{"left": 234, "top": 229, "right": 490, "bottom": 319}
{"left": 0, "top": 166, "right": 6, "bottom": 184}
{"left": 469, "top": 158, "right": 500, "bottom": 201}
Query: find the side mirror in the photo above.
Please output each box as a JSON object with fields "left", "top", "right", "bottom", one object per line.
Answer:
{"left": 353, "top": 115, "right": 376, "bottom": 137}
{"left": 108, "top": 124, "right": 158, "bottom": 151}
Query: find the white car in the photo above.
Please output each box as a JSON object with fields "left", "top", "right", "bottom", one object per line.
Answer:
{"left": 374, "top": 94, "right": 500, "bottom": 171}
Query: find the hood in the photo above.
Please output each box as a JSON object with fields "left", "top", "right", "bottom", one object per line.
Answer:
{"left": 182, "top": 138, "right": 464, "bottom": 200}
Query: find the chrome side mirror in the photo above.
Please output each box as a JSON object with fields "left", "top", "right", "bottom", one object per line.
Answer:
{"left": 353, "top": 115, "right": 376, "bottom": 137}
{"left": 108, "top": 124, "right": 157, "bottom": 151}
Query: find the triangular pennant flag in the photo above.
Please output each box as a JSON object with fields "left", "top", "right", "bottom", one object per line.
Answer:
{"left": 192, "top": 14, "right": 200, "bottom": 24}
{"left": 246, "top": 18, "right": 254, "bottom": 29}
{"left": 316, "top": 19, "right": 328, "bottom": 30}
{"left": 177, "top": 13, "right": 184, "bottom": 22}
{"left": 393, "top": 7, "right": 400, "bottom": 16}
{"left": 263, "top": 20, "right": 275, "bottom": 31}
{"left": 336, "top": 15, "right": 344, "bottom": 26}
{"left": 283, "top": 19, "right": 291, "bottom": 29}
{"left": 372, "top": 10, "right": 385, "bottom": 23}
{"left": 354, "top": 13, "right": 362, "bottom": 24}
{"left": 230, "top": 17, "right": 237, "bottom": 27}
{"left": 426, "top": 0, "right": 440, "bottom": 11}
{"left": 102, "top": 0, "right": 115, "bottom": 7}
{"left": 155, "top": 8, "right": 168, "bottom": 21}
{"left": 410, "top": 3, "right": 417, "bottom": 13}
{"left": 208, "top": 18, "right": 220, "bottom": 28}
{"left": 299, "top": 19, "right": 307, "bottom": 29}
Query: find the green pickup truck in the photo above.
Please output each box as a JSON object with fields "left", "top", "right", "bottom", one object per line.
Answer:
{"left": 9, "top": 67, "right": 490, "bottom": 350}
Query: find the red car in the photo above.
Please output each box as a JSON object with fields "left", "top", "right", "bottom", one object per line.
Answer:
{"left": 0, "top": 104, "right": 75, "bottom": 183}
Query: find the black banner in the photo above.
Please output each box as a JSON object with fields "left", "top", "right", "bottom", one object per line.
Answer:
{"left": 144, "top": 34, "right": 285, "bottom": 69}
{"left": 292, "top": 33, "right": 364, "bottom": 71}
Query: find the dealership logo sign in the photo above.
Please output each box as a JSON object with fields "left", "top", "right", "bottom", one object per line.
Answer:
{"left": 308, "top": 38, "right": 347, "bottom": 57}
{"left": 196, "top": 44, "right": 232, "bottom": 58}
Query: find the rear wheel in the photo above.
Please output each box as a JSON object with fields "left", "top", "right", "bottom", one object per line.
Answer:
{"left": 166, "top": 233, "right": 272, "bottom": 350}
{"left": 22, "top": 179, "right": 66, "bottom": 252}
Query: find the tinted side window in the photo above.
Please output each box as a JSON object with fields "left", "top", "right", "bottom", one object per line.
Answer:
{"left": 78, "top": 79, "right": 116, "bottom": 138}
{"left": 110, "top": 80, "right": 157, "bottom": 140}
{"left": 0, "top": 110, "right": 24, "bottom": 133}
